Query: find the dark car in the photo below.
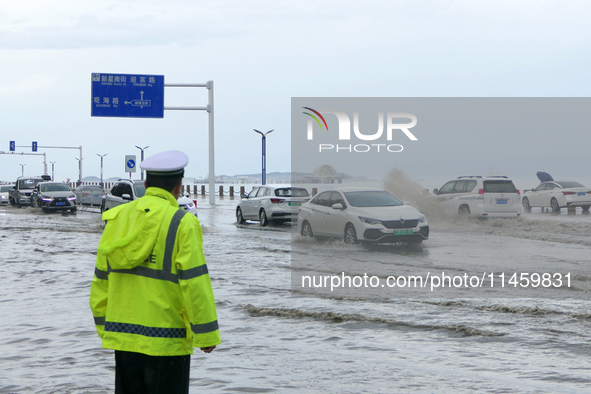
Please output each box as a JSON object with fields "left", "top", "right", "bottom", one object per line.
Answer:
{"left": 31, "top": 182, "right": 77, "bottom": 213}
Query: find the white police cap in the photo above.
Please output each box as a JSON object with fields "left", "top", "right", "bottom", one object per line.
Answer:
{"left": 140, "top": 150, "right": 188, "bottom": 176}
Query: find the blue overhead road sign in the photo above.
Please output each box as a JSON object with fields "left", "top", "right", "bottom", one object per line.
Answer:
{"left": 32, "top": 141, "right": 37, "bottom": 152}
{"left": 9, "top": 141, "right": 15, "bottom": 151}
{"left": 91, "top": 73, "right": 164, "bottom": 118}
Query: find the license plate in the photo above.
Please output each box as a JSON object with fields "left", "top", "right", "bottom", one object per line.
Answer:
{"left": 496, "top": 199, "right": 508, "bottom": 204}
{"left": 56, "top": 202, "right": 65, "bottom": 206}
{"left": 577, "top": 192, "right": 586, "bottom": 196}
{"left": 289, "top": 202, "right": 301, "bottom": 206}
{"left": 393, "top": 229, "right": 413, "bottom": 235}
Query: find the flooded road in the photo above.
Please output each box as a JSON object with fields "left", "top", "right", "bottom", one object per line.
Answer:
{"left": 1, "top": 199, "right": 590, "bottom": 393}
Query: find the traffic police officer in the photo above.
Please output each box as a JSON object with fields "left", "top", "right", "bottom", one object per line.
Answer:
{"left": 90, "top": 150, "right": 220, "bottom": 394}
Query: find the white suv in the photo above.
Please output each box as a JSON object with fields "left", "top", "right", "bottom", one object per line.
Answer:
{"left": 433, "top": 176, "right": 521, "bottom": 218}
{"left": 101, "top": 179, "right": 197, "bottom": 217}
{"left": 236, "top": 185, "right": 310, "bottom": 226}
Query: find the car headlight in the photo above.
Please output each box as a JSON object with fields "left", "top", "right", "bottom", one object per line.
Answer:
{"left": 67, "top": 195, "right": 76, "bottom": 201}
{"left": 41, "top": 195, "right": 53, "bottom": 201}
{"left": 358, "top": 216, "right": 382, "bottom": 225}
{"left": 419, "top": 214, "right": 426, "bottom": 223}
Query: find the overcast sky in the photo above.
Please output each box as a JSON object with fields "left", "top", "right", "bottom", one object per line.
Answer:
{"left": 1, "top": 0, "right": 590, "bottom": 188}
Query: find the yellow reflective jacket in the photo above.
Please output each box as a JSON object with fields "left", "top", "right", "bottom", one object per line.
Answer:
{"left": 90, "top": 187, "right": 221, "bottom": 356}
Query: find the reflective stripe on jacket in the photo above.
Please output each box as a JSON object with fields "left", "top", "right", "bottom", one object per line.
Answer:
{"left": 90, "top": 187, "right": 221, "bottom": 356}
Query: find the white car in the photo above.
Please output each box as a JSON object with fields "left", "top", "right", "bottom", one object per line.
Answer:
{"left": 433, "top": 176, "right": 521, "bottom": 218}
{"left": 236, "top": 185, "right": 310, "bottom": 226}
{"left": 297, "top": 187, "right": 429, "bottom": 244}
{"left": 177, "top": 193, "right": 199, "bottom": 217}
{"left": 0, "top": 184, "right": 13, "bottom": 206}
{"left": 522, "top": 181, "right": 591, "bottom": 213}
{"left": 101, "top": 179, "right": 198, "bottom": 217}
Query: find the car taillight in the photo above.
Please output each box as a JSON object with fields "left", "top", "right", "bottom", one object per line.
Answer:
{"left": 270, "top": 198, "right": 285, "bottom": 204}
{"left": 478, "top": 189, "right": 484, "bottom": 194}
{"left": 193, "top": 200, "right": 198, "bottom": 206}
{"left": 516, "top": 189, "right": 520, "bottom": 195}
{"left": 562, "top": 191, "right": 576, "bottom": 195}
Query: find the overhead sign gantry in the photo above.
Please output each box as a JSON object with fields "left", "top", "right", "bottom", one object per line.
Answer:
{"left": 91, "top": 73, "right": 215, "bottom": 204}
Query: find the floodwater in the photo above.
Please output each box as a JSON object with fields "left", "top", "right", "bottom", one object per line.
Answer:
{"left": 1, "top": 197, "right": 590, "bottom": 393}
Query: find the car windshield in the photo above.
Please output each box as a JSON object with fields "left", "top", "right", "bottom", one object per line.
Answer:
{"left": 1, "top": 185, "right": 12, "bottom": 192}
{"left": 344, "top": 191, "right": 402, "bottom": 207}
{"left": 134, "top": 183, "right": 146, "bottom": 197}
{"left": 556, "top": 181, "right": 584, "bottom": 188}
{"left": 40, "top": 183, "right": 70, "bottom": 192}
{"left": 483, "top": 180, "right": 517, "bottom": 193}
{"left": 274, "top": 188, "right": 309, "bottom": 197}
{"left": 18, "top": 179, "right": 42, "bottom": 189}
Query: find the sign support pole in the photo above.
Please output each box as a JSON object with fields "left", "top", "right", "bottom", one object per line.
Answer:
{"left": 0, "top": 151, "right": 48, "bottom": 175}
{"left": 164, "top": 81, "right": 215, "bottom": 205}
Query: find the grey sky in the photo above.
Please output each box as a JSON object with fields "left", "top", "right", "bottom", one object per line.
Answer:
{"left": 1, "top": 1, "right": 590, "bottom": 187}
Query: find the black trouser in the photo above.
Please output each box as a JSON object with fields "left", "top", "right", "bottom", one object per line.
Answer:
{"left": 115, "top": 350, "right": 191, "bottom": 394}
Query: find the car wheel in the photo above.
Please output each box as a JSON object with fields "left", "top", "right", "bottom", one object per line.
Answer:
{"left": 301, "top": 221, "right": 314, "bottom": 238}
{"left": 581, "top": 205, "right": 590, "bottom": 211}
{"left": 458, "top": 205, "right": 471, "bottom": 216}
{"left": 344, "top": 224, "right": 357, "bottom": 244}
{"left": 522, "top": 197, "right": 532, "bottom": 213}
{"left": 259, "top": 209, "right": 269, "bottom": 227}
{"left": 236, "top": 208, "right": 246, "bottom": 224}
{"left": 42, "top": 208, "right": 48, "bottom": 214}
{"left": 550, "top": 198, "right": 560, "bottom": 213}
{"left": 71, "top": 207, "right": 77, "bottom": 213}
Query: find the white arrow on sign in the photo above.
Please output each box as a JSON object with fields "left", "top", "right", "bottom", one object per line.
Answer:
{"left": 125, "top": 91, "right": 151, "bottom": 109}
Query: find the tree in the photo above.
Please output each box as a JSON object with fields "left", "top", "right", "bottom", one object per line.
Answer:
{"left": 314, "top": 164, "right": 337, "bottom": 178}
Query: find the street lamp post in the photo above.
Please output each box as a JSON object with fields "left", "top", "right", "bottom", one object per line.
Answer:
{"left": 97, "top": 154, "right": 107, "bottom": 188}
{"left": 253, "top": 129, "right": 273, "bottom": 185}
{"left": 19, "top": 164, "right": 25, "bottom": 177}
{"left": 135, "top": 145, "right": 149, "bottom": 180}
{"left": 49, "top": 161, "right": 56, "bottom": 181}
{"left": 75, "top": 157, "right": 83, "bottom": 186}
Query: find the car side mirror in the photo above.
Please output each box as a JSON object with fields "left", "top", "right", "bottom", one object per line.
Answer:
{"left": 433, "top": 188, "right": 439, "bottom": 194}
{"left": 331, "top": 203, "right": 344, "bottom": 210}
{"left": 122, "top": 193, "right": 132, "bottom": 200}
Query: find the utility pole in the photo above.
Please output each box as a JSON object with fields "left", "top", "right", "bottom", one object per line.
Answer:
{"left": 135, "top": 146, "right": 149, "bottom": 180}
{"left": 253, "top": 129, "right": 274, "bottom": 185}
{"left": 97, "top": 154, "right": 107, "bottom": 187}
{"left": 49, "top": 161, "right": 56, "bottom": 181}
